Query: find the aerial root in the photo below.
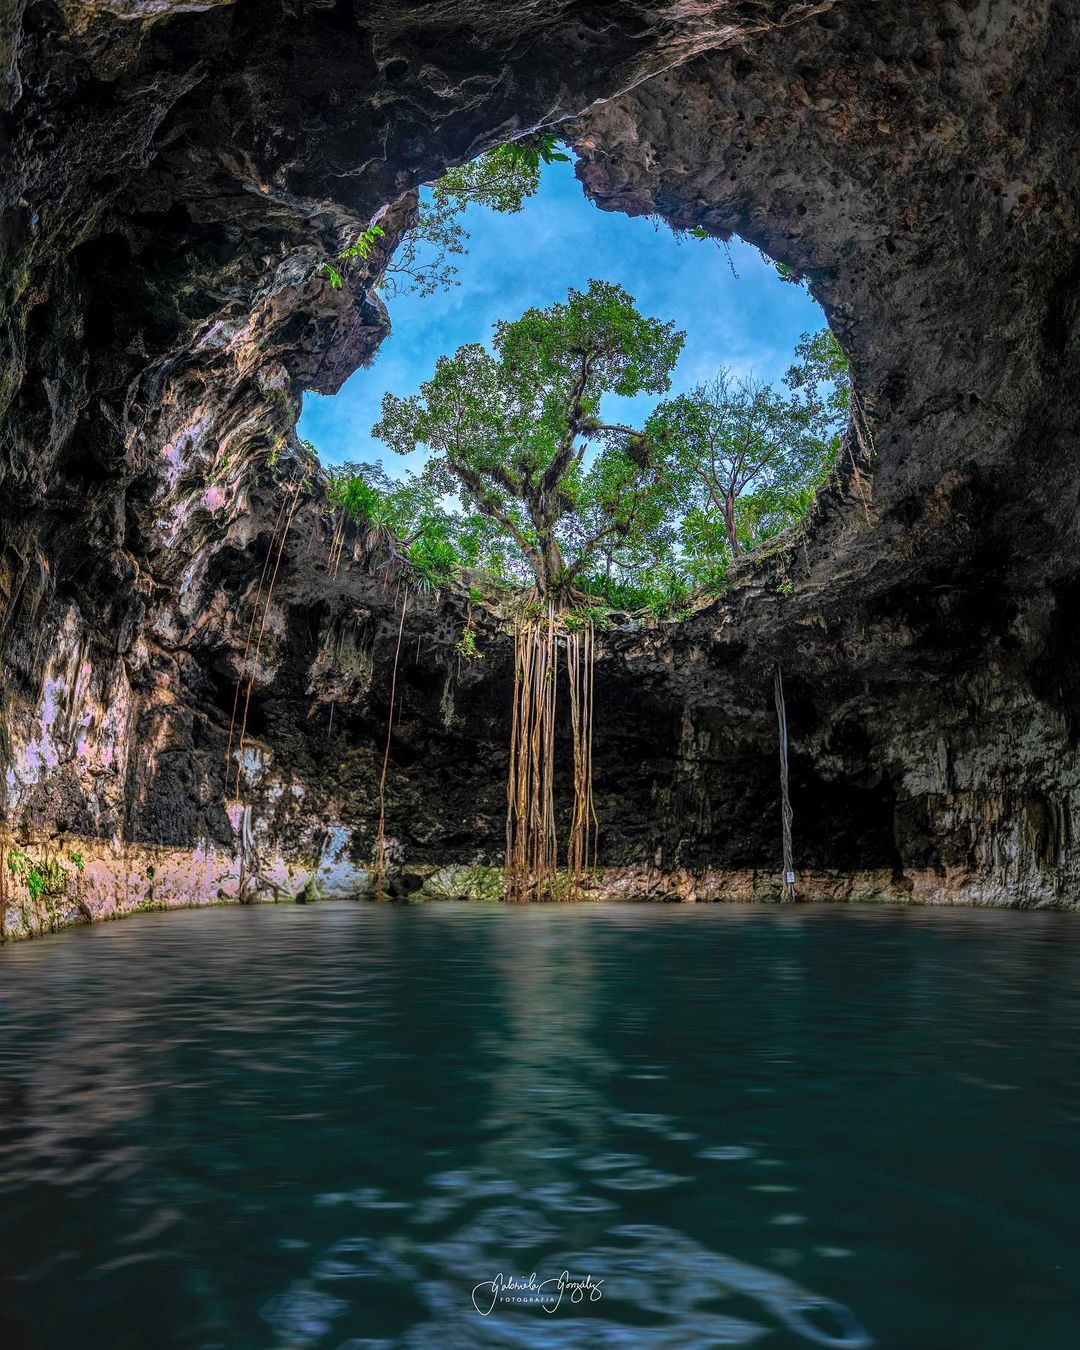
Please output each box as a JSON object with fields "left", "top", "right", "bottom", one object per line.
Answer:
{"left": 506, "top": 604, "right": 597, "bottom": 901}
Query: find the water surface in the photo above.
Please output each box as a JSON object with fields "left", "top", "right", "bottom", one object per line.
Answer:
{"left": 1, "top": 902, "right": 1078, "bottom": 1348}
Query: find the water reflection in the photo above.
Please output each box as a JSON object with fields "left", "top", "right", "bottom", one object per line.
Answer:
{"left": 2, "top": 903, "right": 1079, "bottom": 1348}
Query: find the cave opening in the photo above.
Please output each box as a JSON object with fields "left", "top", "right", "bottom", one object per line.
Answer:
{"left": 297, "top": 137, "right": 849, "bottom": 620}
{"left": 279, "top": 134, "right": 858, "bottom": 901}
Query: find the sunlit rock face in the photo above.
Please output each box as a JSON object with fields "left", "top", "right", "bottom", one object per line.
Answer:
{"left": 2, "top": 0, "right": 1079, "bottom": 935}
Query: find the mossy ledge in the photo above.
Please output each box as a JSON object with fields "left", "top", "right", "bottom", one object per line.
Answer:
{"left": 1, "top": 835, "right": 1054, "bottom": 943}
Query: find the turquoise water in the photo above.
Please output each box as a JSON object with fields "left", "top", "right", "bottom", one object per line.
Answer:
{"left": 1, "top": 902, "right": 1078, "bottom": 1348}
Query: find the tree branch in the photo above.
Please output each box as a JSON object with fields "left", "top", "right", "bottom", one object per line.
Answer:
{"left": 563, "top": 517, "right": 630, "bottom": 584}
{"left": 456, "top": 464, "right": 543, "bottom": 578}
{"left": 541, "top": 351, "right": 592, "bottom": 495}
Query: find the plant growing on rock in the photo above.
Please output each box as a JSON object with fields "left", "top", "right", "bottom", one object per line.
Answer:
{"left": 325, "top": 460, "right": 463, "bottom": 589}
{"left": 4, "top": 847, "right": 82, "bottom": 931}
{"left": 373, "top": 279, "right": 685, "bottom": 899}
{"left": 325, "top": 134, "right": 566, "bottom": 299}
{"left": 380, "top": 136, "right": 564, "bottom": 299}
{"left": 455, "top": 608, "right": 483, "bottom": 662}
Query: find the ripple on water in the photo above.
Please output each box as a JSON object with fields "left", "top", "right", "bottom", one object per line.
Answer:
{"left": 529, "top": 1181, "right": 617, "bottom": 1213}
{"left": 612, "top": 1111, "right": 675, "bottom": 1132}
{"left": 596, "top": 1167, "right": 692, "bottom": 1191}
{"left": 260, "top": 1286, "right": 348, "bottom": 1345}
{"left": 5, "top": 901, "right": 1073, "bottom": 1349}
{"left": 577, "top": 1151, "right": 648, "bottom": 1172}
{"left": 310, "top": 1237, "right": 418, "bottom": 1283}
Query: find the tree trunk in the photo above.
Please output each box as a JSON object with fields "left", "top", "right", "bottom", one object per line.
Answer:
{"left": 537, "top": 526, "right": 566, "bottom": 596}
{"left": 725, "top": 491, "right": 740, "bottom": 556}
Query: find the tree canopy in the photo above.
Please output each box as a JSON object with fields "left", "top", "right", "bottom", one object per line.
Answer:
{"left": 327, "top": 303, "right": 848, "bottom": 614}
{"left": 372, "top": 279, "right": 685, "bottom": 599}
{"left": 647, "top": 327, "right": 848, "bottom": 568}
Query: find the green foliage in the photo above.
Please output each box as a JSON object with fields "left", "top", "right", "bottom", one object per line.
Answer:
{"left": 7, "top": 849, "right": 43, "bottom": 901}
{"left": 562, "top": 602, "right": 611, "bottom": 633}
{"left": 381, "top": 135, "right": 557, "bottom": 300}
{"left": 406, "top": 517, "right": 460, "bottom": 590}
{"left": 575, "top": 563, "right": 691, "bottom": 618}
{"left": 373, "top": 279, "right": 685, "bottom": 600}
{"left": 326, "top": 467, "right": 393, "bottom": 529}
{"left": 326, "top": 461, "right": 464, "bottom": 589}
{"left": 339, "top": 224, "right": 386, "bottom": 263}
{"left": 493, "top": 133, "right": 570, "bottom": 173}
{"left": 455, "top": 623, "right": 482, "bottom": 661}
{"left": 321, "top": 225, "right": 387, "bottom": 290}
{"left": 785, "top": 326, "right": 851, "bottom": 426}
{"left": 6, "top": 847, "right": 73, "bottom": 905}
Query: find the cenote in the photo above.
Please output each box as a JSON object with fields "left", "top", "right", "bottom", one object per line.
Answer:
{"left": 6, "top": 3, "right": 1080, "bottom": 1346}
{"left": 2, "top": 903, "right": 1079, "bottom": 1348}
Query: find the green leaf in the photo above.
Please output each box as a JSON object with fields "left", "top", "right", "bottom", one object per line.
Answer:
{"left": 338, "top": 224, "right": 386, "bottom": 262}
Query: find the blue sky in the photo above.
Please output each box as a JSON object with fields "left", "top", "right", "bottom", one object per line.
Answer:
{"left": 298, "top": 153, "right": 826, "bottom": 471}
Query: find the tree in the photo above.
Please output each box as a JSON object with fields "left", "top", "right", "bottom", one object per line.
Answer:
{"left": 372, "top": 279, "right": 685, "bottom": 599}
{"left": 648, "top": 327, "right": 849, "bottom": 565}
{"left": 648, "top": 373, "right": 808, "bottom": 557}
{"left": 784, "top": 326, "right": 850, "bottom": 431}
{"left": 372, "top": 279, "right": 684, "bottom": 901}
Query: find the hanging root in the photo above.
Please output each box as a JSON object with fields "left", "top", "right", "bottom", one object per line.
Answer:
{"left": 373, "top": 590, "right": 409, "bottom": 900}
{"left": 774, "top": 665, "right": 796, "bottom": 901}
{"left": 226, "top": 481, "right": 294, "bottom": 787}
{"left": 506, "top": 605, "right": 598, "bottom": 902}
{"left": 847, "top": 389, "right": 876, "bottom": 527}
{"left": 566, "top": 620, "right": 598, "bottom": 897}
{"left": 327, "top": 508, "right": 348, "bottom": 578}
{"left": 506, "top": 601, "right": 559, "bottom": 901}
{"left": 231, "top": 479, "right": 303, "bottom": 796}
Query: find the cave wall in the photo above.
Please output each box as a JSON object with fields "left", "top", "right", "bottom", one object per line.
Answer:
{"left": 3, "top": 0, "right": 1080, "bottom": 934}
{"left": 571, "top": 0, "right": 1080, "bottom": 907}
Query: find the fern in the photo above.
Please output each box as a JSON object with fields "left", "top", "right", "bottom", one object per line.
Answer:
{"left": 338, "top": 224, "right": 386, "bottom": 262}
